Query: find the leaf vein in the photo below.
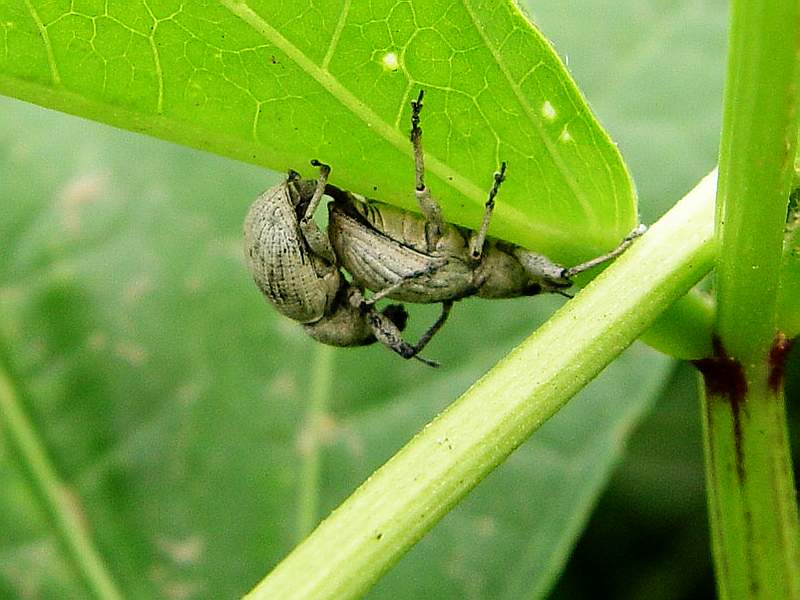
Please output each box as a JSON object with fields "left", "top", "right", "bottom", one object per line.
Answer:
{"left": 23, "top": 0, "right": 61, "bottom": 86}
{"left": 321, "top": 0, "right": 350, "bottom": 71}
{"left": 142, "top": 0, "right": 165, "bottom": 114}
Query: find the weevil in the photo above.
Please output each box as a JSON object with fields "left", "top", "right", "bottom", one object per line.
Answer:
{"left": 327, "top": 90, "right": 646, "bottom": 310}
{"left": 244, "top": 163, "right": 449, "bottom": 366}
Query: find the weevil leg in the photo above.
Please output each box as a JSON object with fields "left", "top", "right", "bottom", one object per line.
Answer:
{"left": 411, "top": 90, "right": 445, "bottom": 251}
{"left": 409, "top": 300, "right": 452, "bottom": 354}
{"left": 285, "top": 168, "right": 302, "bottom": 200}
{"left": 303, "top": 159, "right": 330, "bottom": 219}
{"left": 351, "top": 288, "right": 442, "bottom": 367}
{"left": 514, "top": 224, "right": 646, "bottom": 292}
{"left": 562, "top": 223, "right": 647, "bottom": 279}
{"left": 299, "top": 159, "right": 337, "bottom": 263}
{"left": 364, "top": 280, "right": 410, "bottom": 305}
{"left": 469, "top": 162, "right": 507, "bottom": 261}
{"left": 372, "top": 301, "right": 451, "bottom": 367}
{"left": 366, "top": 306, "right": 443, "bottom": 367}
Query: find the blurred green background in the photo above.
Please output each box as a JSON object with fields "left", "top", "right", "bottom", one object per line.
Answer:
{"left": 1, "top": 1, "right": 798, "bottom": 599}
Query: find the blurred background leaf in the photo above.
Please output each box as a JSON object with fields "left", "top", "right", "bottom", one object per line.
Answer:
{"left": 2, "top": 1, "right": 797, "bottom": 600}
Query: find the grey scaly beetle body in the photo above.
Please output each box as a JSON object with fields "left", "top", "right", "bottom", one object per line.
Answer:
{"left": 244, "top": 163, "right": 448, "bottom": 366}
{"left": 327, "top": 183, "right": 574, "bottom": 303}
{"left": 327, "top": 90, "right": 646, "bottom": 311}
{"left": 244, "top": 173, "right": 340, "bottom": 323}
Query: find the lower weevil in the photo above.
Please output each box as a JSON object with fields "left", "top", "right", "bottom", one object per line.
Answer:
{"left": 244, "top": 162, "right": 448, "bottom": 366}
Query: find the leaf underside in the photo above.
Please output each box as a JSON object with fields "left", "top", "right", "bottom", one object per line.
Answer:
{"left": 0, "top": 0, "right": 636, "bottom": 262}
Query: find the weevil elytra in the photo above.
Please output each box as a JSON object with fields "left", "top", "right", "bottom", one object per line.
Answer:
{"left": 327, "top": 90, "right": 645, "bottom": 312}
{"left": 244, "top": 163, "right": 449, "bottom": 366}
{"left": 244, "top": 170, "right": 338, "bottom": 324}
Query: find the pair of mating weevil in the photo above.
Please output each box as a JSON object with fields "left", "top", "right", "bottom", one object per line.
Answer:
{"left": 244, "top": 92, "right": 645, "bottom": 367}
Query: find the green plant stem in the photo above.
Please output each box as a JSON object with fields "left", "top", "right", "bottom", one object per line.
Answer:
{"left": 715, "top": 1, "right": 799, "bottom": 356}
{"left": 699, "top": 1, "right": 800, "bottom": 598}
{"left": 0, "top": 351, "right": 123, "bottom": 600}
{"left": 699, "top": 364, "right": 799, "bottom": 599}
{"left": 641, "top": 288, "right": 714, "bottom": 359}
{"left": 244, "top": 170, "right": 718, "bottom": 600}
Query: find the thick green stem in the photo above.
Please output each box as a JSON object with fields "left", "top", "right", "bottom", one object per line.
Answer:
{"left": 715, "top": 1, "right": 799, "bottom": 356}
{"left": 700, "top": 0, "right": 800, "bottom": 597}
{"left": 641, "top": 288, "right": 714, "bottom": 359}
{"left": 698, "top": 356, "right": 799, "bottom": 599}
{"left": 244, "top": 170, "right": 717, "bottom": 600}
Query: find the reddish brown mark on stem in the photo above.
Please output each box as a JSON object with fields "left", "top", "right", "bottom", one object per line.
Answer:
{"left": 692, "top": 336, "right": 748, "bottom": 481}
{"left": 692, "top": 332, "right": 795, "bottom": 481}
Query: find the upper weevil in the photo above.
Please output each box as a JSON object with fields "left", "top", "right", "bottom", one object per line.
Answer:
{"left": 327, "top": 90, "right": 645, "bottom": 312}
{"left": 244, "top": 161, "right": 449, "bottom": 366}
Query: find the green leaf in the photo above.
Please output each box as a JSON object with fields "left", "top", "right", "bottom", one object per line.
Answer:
{"left": 0, "top": 0, "right": 636, "bottom": 262}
